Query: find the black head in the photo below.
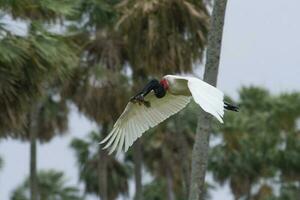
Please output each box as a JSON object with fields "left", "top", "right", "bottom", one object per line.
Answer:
{"left": 154, "top": 82, "right": 166, "bottom": 98}
{"left": 139, "top": 79, "right": 167, "bottom": 99}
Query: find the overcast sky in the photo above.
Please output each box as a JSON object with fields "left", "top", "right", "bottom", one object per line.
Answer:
{"left": 1, "top": 1, "right": 300, "bottom": 199}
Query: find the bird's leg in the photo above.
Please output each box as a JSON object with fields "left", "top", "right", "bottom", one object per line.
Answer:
{"left": 130, "top": 94, "right": 151, "bottom": 107}
{"left": 130, "top": 80, "right": 161, "bottom": 107}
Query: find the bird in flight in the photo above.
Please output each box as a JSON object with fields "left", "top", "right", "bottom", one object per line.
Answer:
{"left": 100, "top": 75, "right": 238, "bottom": 155}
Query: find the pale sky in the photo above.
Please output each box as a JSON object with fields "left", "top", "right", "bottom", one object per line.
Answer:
{"left": 1, "top": 1, "right": 300, "bottom": 200}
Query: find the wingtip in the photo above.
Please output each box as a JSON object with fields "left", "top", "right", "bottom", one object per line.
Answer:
{"left": 217, "top": 116, "right": 224, "bottom": 124}
{"left": 103, "top": 143, "right": 111, "bottom": 150}
{"left": 108, "top": 148, "right": 115, "bottom": 155}
{"left": 99, "top": 140, "right": 106, "bottom": 144}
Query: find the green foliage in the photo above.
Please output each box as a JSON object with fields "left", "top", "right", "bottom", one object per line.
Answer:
{"left": 0, "top": 23, "right": 77, "bottom": 135}
{"left": 273, "top": 183, "right": 300, "bottom": 200}
{"left": 68, "top": 0, "right": 120, "bottom": 29}
{"left": 10, "top": 170, "right": 83, "bottom": 200}
{"left": 143, "top": 178, "right": 213, "bottom": 200}
{"left": 209, "top": 87, "right": 300, "bottom": 199}
{"left": 143, "top": 178, "right": 168, "bottom": 200}
{"left": 64, "top": 67, "right": 130, "bottom": 125}
{"left": 0, "top": 0, "right": 79, "bottom": 22}
{"left": 62, "top": 0, "right": 129, "bottom": 128}
{"left": 117, "top": 0, "right": 209, "bottom": 75}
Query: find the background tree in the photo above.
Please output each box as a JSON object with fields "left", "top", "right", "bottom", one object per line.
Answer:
{"left": 208, "top": 87, "right": 300, "bottom": 200}
{"left": 189, "top": 0, "right": 228, "bottom": 199}
{"left": 0, "top": 2, "right": 78, "bottom": 199}
{"left": 0, "top": 0, "right": 78, "bottom": 132}
{"left": 62, "top": 1, "right": 130, "bottom": 199}
{"left": 25, "top": 78, "right": 71, "bottom": 200}
{"left": 11, "top": 170, "right": 83, "bottom": 200}
{"left": 70, "top": 131, "right": 131, "bottom": 200}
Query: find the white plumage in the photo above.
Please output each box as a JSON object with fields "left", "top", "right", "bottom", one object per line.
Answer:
{"left": 100, "top": 75, "right": 225, "bottom": 155}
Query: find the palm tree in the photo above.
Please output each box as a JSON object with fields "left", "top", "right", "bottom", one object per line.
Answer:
{"left": 0, "top": 31, "right": 35, "bottom": 134}
{"left": 63, "top": 42, "right": 129, "bottom": 200}
{"left": 62, "top": 1, "right": 132, "bottom": 199}
{"left": 116, "top": 0, "right": 209, "bottom": 75}
{"left": 0, "top": 27, "right": 76, "bottom": 200}
{"left": 0, "top": 2, "right": 78, "bottom": 199}
{"left": 189, "top": 0, "right": 228, "bottom": 199}
{"left": 0, "top": 0, "right": 78, "bottom": 22}
{"left": 21, "top": 27, "right": 76, "bottom": 200}
{"left": 25, "top": 84, "right": 71, "bottom": 200}
{"left": 70, "top": 131, "right": 131, "bottom": 200}
{"left": 208, "top": 87, "right": 300, "bottom": 200}
{"left": 11, "top": 170, "right": 83, "bottom": 200}
{"left": 0, "top": 23, "right": 76, "bottom": 200}
{"left": 0, "top": 0, "right": 78, "bottom": 136}
{"left": 116, "top": 1, "right": 210, "bottom": 198}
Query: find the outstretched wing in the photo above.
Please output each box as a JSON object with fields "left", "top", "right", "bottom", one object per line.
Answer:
{"left": 100, "top": 92, "right": 191, "bottom": 155}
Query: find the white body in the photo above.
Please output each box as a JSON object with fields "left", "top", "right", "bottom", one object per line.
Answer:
{"left": 100, "top": 75, "right": 224, "bottom": 155}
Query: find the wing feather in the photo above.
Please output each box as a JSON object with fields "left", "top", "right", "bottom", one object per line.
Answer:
{"left": 103, "top": 127, "right": 119, "bottom": 149}
{"left": 100, "top": 92, "right": 191, "bottom": 154}
{"left": 108, "top": 128, "right": 121, "bottom": 154}
{"left": 124, "top": 123, "right": 130, "bottom": 152}
{"left": 117, "top": 125, "right": 126, "bottom": 155}
{"left": 187, "top": 77, "right": 224, "bottom": 123}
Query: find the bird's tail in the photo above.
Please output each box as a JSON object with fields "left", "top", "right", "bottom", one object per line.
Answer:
{"left": 224, "top": 102, "right": 239, "bottom": 112}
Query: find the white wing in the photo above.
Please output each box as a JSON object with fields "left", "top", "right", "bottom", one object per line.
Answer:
{"left": 100, "top": 92, "right": 191, "bottom": 155}
{"left": 165, "top": 75, "right": 224, "bottom": 123}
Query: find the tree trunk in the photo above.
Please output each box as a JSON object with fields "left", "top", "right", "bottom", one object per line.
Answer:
{"left": 133, "top": 139, "right": 143, "bottom": 200}
{"left": 132, "top": 69, "right": 147, "bottom": 200}
{"left": 188, "top": 0, "right": 228, "bottom": 200}
{"left": 29, "top": 122, "right": 37, "bottom": 200}
{"left": 99, "top": 125, "right": 108, "bottom": 200}
{"left": 178, "top": 133, "right": 190, "bottom": 197}
{"left": 166, "top": 167, "right": 175, "bottom": 200}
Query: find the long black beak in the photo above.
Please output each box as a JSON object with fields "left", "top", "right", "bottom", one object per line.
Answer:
{"left": 138, "top": 79, "right": 160, "bottom": 97}
{"left": 133, "top": 79, "right": 166, "bottom": 99}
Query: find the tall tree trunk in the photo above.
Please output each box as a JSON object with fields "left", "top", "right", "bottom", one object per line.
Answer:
{"left": 166, "top": 167, "right": 175, "bottom": 200}
{"left": 189, "top": 0, "right": 228, "bottom": 200}
{"left": 99, "top": 125, "right": 108, "bottom": 200}
{"left": 177, "top": 133, "right": 190, "bottom": 197}
{"left": 133, "top": 140, "right": 143, "bottom": 200}
{"left": 132, "top": 69, "right": 146, "bottom": 200}
{"left": 29, "top": 119, "right": 37, "bottom": 200}
{"left": 162, "top": 146, "right": 175, "bottom": 200}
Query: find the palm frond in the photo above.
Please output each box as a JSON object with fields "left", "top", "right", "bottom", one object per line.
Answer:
{"left": 117, "top": 0, "right": 209, "bottom": 75}
{"left": 11, "top": 170, "right": 84, "bottom": 200}
{"left": 0, "top": 25, "right": 77, "bottom": 136}
{"left": 0, "top": 0, "right": 80, "bottom": 22}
